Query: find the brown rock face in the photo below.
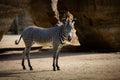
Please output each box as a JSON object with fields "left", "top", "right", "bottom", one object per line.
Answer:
{"left": 0, "top": 0, "right": 29, "bottom": 40}
{"left": 27, "top": 0, "right": 60, "bottom": 27}
{"left": 0, "top": 0, "right": 120, "bottom": 51}
{"left": 58, "top": 0, "right": 120, "bottom": 51}
{"left": 0, "top": 0, "right": 59, "bottom": 40}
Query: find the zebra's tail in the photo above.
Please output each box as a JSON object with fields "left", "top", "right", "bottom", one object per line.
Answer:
{"left": 15, "top": 34, "right": 22, "bottom": 45}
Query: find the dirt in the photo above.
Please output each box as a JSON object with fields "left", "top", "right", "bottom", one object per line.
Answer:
{"left": 0, "top": 50, "right": 120, "bottom": 80}
{"left": 0, "top": 35, "right": 120, "bottom": 80}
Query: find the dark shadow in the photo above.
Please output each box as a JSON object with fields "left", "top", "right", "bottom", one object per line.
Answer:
{"left": 0, "top": 46, "right": 117, "bottom": 61}
{"left": 0, "top": 46, "right": 42, "bottom": 53}
{"left": 0, "top": 45, "right": 118, "bottom": 54}
{"left": 0, "top": 69, "right": 52, "bottom": 77}
{"left": 61, "top": 45, "right": 119, "bottom": 53}
{"left": 0, "top": 71, "right": 19, "bottom": 77}
{"left": 0, "top": 50, "right": 52, "bottom": 61}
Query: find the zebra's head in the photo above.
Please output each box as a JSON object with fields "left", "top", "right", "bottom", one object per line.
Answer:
{"left": 62, "top": 18, "right": 76, "bottom": 42}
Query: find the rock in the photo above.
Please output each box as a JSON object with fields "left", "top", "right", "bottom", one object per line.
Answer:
{"left": 58, "top": 0, "right": 120, "bottom": 51}
{"left": 0, "top": 0, "right": 29, "bottom": 40}
{"left": 0, "top": 0, "right": 120, "bottom": 51}
{"left": 0, "top": 0, "right": 59, "bottom": 40}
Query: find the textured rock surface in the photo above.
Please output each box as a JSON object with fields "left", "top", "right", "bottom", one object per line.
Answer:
{"left": 58, "top": 0, "right": 120, "bottom": 51}
{"left": 0, "top": 0, "right": 59, "bottom": 40}
{"left": 0, "top": 0, "right": 120, "bottom": 51}
{"left": 0, "top": 0, "right": 29, "bottom": 40}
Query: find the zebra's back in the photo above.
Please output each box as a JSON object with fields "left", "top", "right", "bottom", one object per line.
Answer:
{"left": 22, "top": 25, "right": 62, "bottom": 44}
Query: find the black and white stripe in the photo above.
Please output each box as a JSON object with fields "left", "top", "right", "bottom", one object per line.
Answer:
{"left": 15, "top": 18, "right": 76, "bottom": 71}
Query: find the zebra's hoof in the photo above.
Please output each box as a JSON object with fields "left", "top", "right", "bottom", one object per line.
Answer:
{"left": 57, "top": 68, "right": 60, "bottom": 71}
{"left": 53, "top": 68, "right": 56, "bottom": 71}
{"left": 57, "top": 67, "right": 60, "bottom": 71}
{"left": 30, "top": 68, "right": 33, "bottom": 70}
{"left": 53, "top": 69, "right": 56, "bottom": 71}
{"left": 23, "top": 67, "right": 26, "bottom": 70}
{"left": 30, "top": 67, "right": 33, "bottom": 70}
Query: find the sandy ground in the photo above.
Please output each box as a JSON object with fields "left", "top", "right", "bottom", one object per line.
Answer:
{"left": 0, "top": 50, "right": 120, "bottom": 80}
{"left": 0, "top": 35, "right": 120, "bottom": 80}
{"left": 0, "top": 35, "right": 41, "bottom": 48}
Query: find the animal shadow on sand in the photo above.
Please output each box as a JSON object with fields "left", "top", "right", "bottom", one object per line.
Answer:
{"left": 0, "top": 69, "right": 52, "bottom": 77}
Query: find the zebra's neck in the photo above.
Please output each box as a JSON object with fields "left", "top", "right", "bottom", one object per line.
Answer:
{"left": 59, "top": 26, "right": 67, "bottom": 44}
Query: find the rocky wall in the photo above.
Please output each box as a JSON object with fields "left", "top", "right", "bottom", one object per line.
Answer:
{"left": 58, "top": 0, "right": 120, "bottom": 51}
{"left": 0, "top": 0, "right": 58, "bottom": 40}
{"left": 0, "top": 0, "right": 120, "bottom": 51}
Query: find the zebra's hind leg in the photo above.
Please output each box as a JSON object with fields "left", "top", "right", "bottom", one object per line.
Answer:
{"left": 25, "top": 46, "right": 33, "bottom": 70}
{"left": 22, "top": 49, "right": 26, "bottom": 70}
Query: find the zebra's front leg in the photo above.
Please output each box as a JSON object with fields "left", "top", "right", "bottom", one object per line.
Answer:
{"left": 56, "top": 52, "right": 60, "bottom": 70}
{"left": 53, "top": 53, "right": 59, "bottom": 71}
{"left": 53, "top": 52, "right": 60, "bottom": 71}
{"left": 53, "top": 54, "right": 56, "bottom": 71}
{"left": 52, "top": 48, "right": 61, "bottom": 71}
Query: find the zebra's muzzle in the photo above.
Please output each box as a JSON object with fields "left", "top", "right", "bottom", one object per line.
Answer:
{"left": 68, "top": 35, "right": 72, "bottom": 42}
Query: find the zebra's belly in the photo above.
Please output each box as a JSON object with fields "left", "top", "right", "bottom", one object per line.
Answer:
{"left": 33, "top": 39, "right": 53, "bottom": 47}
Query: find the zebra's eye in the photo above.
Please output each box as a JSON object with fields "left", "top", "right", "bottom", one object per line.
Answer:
{"left": 72, "top": 18, "right": 77, "bottom": 23}
{"left": 62, "top": 18, "right": 67, "bottom": 24}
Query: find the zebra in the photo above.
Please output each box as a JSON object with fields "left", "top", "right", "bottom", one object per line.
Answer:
{"left": 15, "top": 18, "right": 76, "bottom": 71}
